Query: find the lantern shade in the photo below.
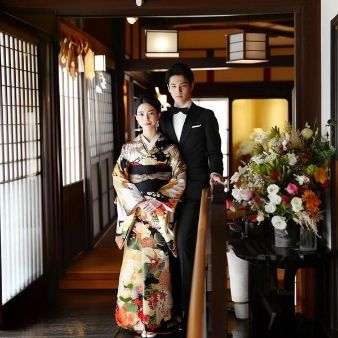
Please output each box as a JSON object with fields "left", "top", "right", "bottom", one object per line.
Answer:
{"left": 226, "top": 32, "right": 268, "bottom": 64}
{"left": 145, "top": 30, "right": 179, "bottom": 58}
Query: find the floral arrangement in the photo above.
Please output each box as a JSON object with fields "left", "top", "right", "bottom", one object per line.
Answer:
{"left": 230, "top": 122, "right": 335, "bottom": 234}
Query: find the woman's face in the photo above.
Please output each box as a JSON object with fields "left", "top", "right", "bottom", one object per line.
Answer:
{"left": 135, "top": 102, "right": 160, "bottom": 131}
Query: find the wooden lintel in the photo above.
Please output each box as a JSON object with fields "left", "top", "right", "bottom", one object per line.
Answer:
{"left": 122, "top": 55, "right": 293, "bottom": 72}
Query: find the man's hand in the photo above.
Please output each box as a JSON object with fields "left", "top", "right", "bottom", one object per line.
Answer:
{"left": 210, "top": 173, "right": 225, "bottom": 186}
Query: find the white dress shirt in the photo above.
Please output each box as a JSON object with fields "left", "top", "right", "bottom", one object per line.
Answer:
{"left": 173, "top": 102, "right": 192, "bottom": 141}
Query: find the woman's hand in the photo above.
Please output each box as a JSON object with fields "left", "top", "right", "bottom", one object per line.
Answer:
{"left": 140, "top": 199, "right": 162, "bottom": 212}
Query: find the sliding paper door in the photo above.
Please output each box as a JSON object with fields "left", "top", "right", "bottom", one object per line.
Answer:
{"left": 0, "top": 31, "right": 43, "bottom": 305}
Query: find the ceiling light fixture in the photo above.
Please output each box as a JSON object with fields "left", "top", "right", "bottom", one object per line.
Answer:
{"left": 127, "top": 17, "right": 138, "bottom": 24}
{"left": 136, "top": 0, "right": 144, "bottom": 7}
{"left": 226, "top": 32, "right": 269, "bottom": 64}
{"left": 145, "top": 30, "right": 179, "bottom": 58}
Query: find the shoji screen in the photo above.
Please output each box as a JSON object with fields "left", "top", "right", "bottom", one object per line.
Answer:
{"left": 87, "top": 72, "right": 115, "bottom": 238}
{"left": 0, "top": 31, "right": 43, "bottom": 304}
{"left": 58, "top": 66, "right": 83, "bottom": 186}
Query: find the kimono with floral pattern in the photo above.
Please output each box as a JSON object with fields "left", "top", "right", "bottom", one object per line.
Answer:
{"left": 113, "top": 133, "right": 186, "bottom": 334}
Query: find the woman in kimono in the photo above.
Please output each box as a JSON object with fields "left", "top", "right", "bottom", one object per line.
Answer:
{"left": 113, "top": 94, "right": 186, "bottom": 338}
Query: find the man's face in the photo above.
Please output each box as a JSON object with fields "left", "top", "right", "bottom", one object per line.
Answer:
{"left": 167, "top": 75, "right": 194, "bottom": 107}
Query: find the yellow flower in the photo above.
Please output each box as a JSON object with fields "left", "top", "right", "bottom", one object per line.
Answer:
{"left": 301, "top": 126, "right": 313, "bottom": 139}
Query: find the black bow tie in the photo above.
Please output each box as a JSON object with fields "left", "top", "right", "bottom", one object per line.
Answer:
{"left": 172, "top": 107, "right": 189, "bottom": 115}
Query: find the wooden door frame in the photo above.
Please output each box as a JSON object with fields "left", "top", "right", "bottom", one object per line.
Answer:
{"left": 330, "top": 14, "right": 338, "bottom": 335}
{"left": 0, "top": 11, "right": 62, "bottom": 328}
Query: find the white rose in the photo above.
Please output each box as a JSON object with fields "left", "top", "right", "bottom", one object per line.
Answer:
{"left": 271, "top": 215, "right": 287, "bottom": 230}
{"left": 287, "top": 153, "right": 297, "bottom": 166}
{"left": 265, "top": 202, "right": 277, "bottom": 214}
{"left": 240, "top": 189, "right": 253, "bottom": 201}
{"left": 268, "top": 193, "right": 282, "bottom": 205}
{"left": 267, "top": 184, "right": 280, "bottom": 195}
{"left": 231, "top": 186, "right": 242, "bottom": 202}
{"left": 291, "top": 197, "right": 303, "bottom": 213}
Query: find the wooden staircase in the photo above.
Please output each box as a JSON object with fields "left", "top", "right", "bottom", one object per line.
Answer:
{"left": 59, "top": 248, "right": 123, "bottom": 289}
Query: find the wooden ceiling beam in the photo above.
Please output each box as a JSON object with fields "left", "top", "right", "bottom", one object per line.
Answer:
{"left": 0, "top": 0, "right": 302, "bottom": 17}
{"left": 122, "top": 55, "right": 293, "bottom": 72}
{"left": 139, "top": 14, "right": 293, "bottom": 26}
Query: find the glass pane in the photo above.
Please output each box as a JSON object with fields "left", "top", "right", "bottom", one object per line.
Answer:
{"left": 192, "top": 98, "right": 229, "bottom": 177}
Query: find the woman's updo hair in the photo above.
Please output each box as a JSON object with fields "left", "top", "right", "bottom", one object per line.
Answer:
{"left": 134, "top": 93, "right": 162, "bottom": 115}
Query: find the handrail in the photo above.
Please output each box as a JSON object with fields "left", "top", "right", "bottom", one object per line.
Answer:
{"left": 187, "top": 187, "right": 210, "bottom": 338}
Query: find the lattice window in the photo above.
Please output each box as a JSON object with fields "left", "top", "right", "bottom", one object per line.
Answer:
{"left": 0, "top": 31, "right": 43, "bottom": 305}
{"left": 87, "top": 72, "right": 114, "bottom": 158}
{"left": 58, "top": 66, "right": 83, "bottom": 186}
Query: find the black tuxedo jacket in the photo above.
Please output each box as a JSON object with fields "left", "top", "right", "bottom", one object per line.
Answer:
{"left": 160, "top": 102, "right": 223, "bottom": 200}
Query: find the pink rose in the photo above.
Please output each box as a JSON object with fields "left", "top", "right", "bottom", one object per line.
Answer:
{"left": 240, "top": 189, "right": 253, "bottom": 201}
{"left": 286, "top": 183, "right": 298, "bottom": 195}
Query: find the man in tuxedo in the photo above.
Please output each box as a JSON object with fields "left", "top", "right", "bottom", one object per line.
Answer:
{"left": 160, "top": 62, "right": 224, "bottom": 328}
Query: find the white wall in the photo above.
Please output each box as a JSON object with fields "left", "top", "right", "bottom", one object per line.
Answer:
{"left": 321, "top": 0, "right": 338, "bottom": 247}
{"left": 321, "top": 0, "right": 338, "bottom": 131}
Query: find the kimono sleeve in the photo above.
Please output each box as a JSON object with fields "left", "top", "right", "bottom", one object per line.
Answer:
{"left": 158, "top": 145, "right": 186, "bottom": 212}
{"left": 112, "top": 144, "right": 145, "bottom": 215}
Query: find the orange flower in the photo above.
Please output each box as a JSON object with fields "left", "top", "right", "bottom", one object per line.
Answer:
{"left": 313, "top": 167, "right": 328, "bottom": 184}
{"left": 115, "top": 305, "right": 138, "bottom": 327}
{"left": 115, "top": 305, "right": 128, "bottom": 327}
{"left": 301, "top": 190, "right": 321, "bottom": 213}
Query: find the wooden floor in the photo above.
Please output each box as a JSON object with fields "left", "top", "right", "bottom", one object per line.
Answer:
{"left": 0, "top": 289, "right": 185, "bottom": 338}
{"left": 0, "top": 247, "right": 326, "bottom": 338}
{"left": 0, "top": 288, "right": 324, "bottom": 338}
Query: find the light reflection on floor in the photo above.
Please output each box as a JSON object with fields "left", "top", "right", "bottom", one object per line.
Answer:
{"left": 0, "top": 291, "right": 326, "bottom": 338}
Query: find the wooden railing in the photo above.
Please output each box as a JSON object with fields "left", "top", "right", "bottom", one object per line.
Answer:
{"left": 187, "top": 187, "right": 210, "bottom": 338}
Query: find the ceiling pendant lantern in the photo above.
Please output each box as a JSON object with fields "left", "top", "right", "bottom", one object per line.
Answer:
{"left": 145, "top": 30, "right": 179, "bottom": 58}
{"left": 226, "top": 32, "right": 269, "bottom": 64}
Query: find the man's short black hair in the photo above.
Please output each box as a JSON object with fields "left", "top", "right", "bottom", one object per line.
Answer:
{"left": 165, "top": 62, "right": 194, "bottom": 85}
{"left": 134, "top": 93, "right": 162, "bottom": 115}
